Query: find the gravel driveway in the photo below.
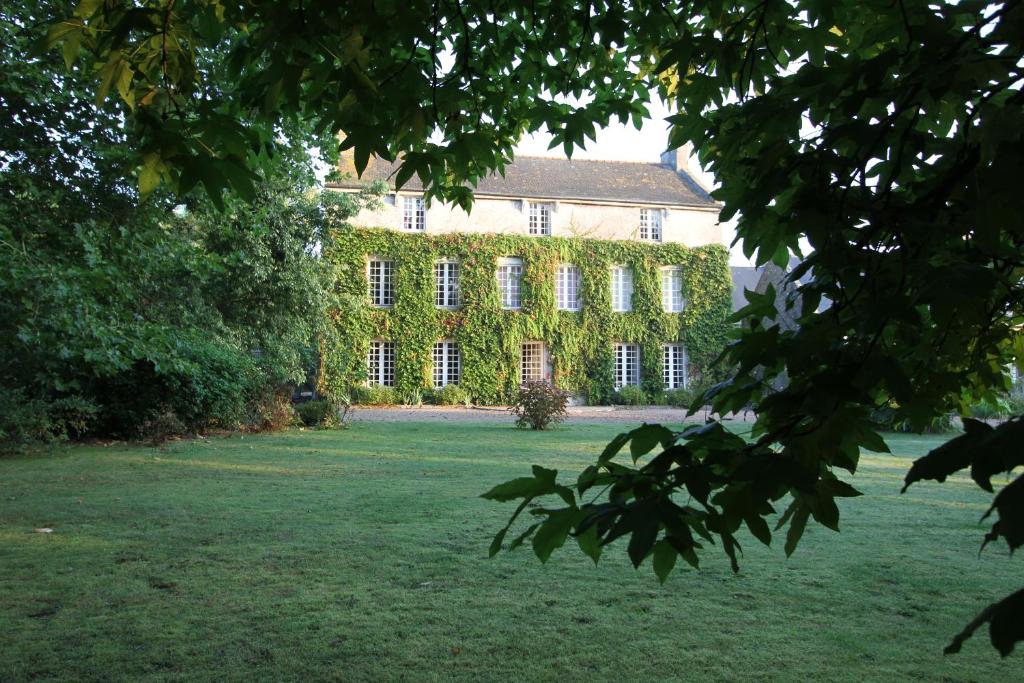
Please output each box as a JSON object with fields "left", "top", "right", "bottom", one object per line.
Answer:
{"left": 347, "top": 405, "right": 755, "bottom": 425}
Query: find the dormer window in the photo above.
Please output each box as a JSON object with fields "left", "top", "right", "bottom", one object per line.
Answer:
{"left": 528, "top": 202, "right": 553, "bottom": 236}
{"left": 640, "top": 208, "right": 662, "bottom": 241}
{"left": 403, "top": 195, "right": 426, "bottom": 231}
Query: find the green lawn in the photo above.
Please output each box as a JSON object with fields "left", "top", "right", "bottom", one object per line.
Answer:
{"left": 0, "top": 422, "right": 1017, "bottom": 681}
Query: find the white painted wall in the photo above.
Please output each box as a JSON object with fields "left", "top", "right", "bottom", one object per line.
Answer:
{"left": 332, "top": 190, "right": 725, "bottom": 248}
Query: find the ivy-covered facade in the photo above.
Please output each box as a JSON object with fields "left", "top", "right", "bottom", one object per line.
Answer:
{"left": 322, "top": 227, "right": 732, "bottom": 405}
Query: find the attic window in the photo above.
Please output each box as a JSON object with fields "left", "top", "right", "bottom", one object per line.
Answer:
{"left": 528, "top": 202, "right": 553, "bottom": 236}
{"left": 640, "top": 208, "right": 663, "bottom": 241}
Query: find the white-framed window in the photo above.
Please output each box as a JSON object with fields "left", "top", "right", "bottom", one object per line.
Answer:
{"left": 368, "top": 258, "right": 394, "bottom": 307}
{"left": 640, "top": 208, "right": 663, "bottom": 241}
{"left": 403, "top": 195, "right": 426, "bottom": 231}
{"left": 661, "top": 266, "right": 684, "bottom": 313}
{"left": 556, "top": 264, "right": 581, "bottom": 311}
{"left": 528, "top": 202, "right": 553, "bottom": 236}
{"left": 663, "top": 343, "right": 688, "bottom": 389}
{"left": 435, "top": 260, "right": 460, "bottom": 308}
{"left": 611, "top": 265, "right": 633, "bottom": 312}
{"left": 433, "top": 340, "right": 460, "bottom": 388}
{"left": 367, "top": 340, "right": 395, "bottom": 386}
{"left": 521, "top": 341, "right": 546, "bottom": 384}
{"left": 497, "top": 257, "right": 523, "bottom": 309}
{"left": 614, "top": 343, "right": 640, "bottom": 389}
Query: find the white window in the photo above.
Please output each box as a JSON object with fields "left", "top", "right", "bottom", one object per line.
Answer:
{"left": 663, "top": 343, "right": 688, "bottom": 389}
{"left": 367, "top": 340, "right": 395, "bottom": 386}
{"left": 497, "top": 257, "right": 523, "bottom": 309}
{"left": 521, "top": 342, "right": 546, "bottom": 383}
{"left": 403, "top": 195, "right": 426, "bottom": 231}
{"left": 661, "top": 266, "right": 684, "bottom": 313}
{"left": 640, "top": 209, "right": 662, "bottom": 241}
{"left": 611, "top": 266, "right": 633, "bottom": 312}
{"left": 433, "top": 340, "right": 460, "bottom": 388}
{"left": 528, "top": 202, "right": 553, "bottom": 236}
{"left": 614, "top": 343, "right": 640, "bottom": 389}
{"left": 368, "top": 258, "right": 394, "bottom": 307}
{"left": 556, "top": 264, "right": 581, "bottom": 311}
{"left": 435, "top": 260, "right": 460, "bottom": 308}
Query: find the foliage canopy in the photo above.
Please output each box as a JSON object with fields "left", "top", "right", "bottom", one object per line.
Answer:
{"left": 49, "top": 0, "right": 1024, "bottom": 656}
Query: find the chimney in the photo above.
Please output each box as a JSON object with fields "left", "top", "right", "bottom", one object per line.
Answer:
{"left": 337, "top": 131, "right": 358, "bottom": 178}
{"left": 660, "top": 142, "right": 693, "bottom": 174}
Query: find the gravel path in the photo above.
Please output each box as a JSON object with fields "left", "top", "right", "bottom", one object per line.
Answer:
{"left": 347, "top": 405, "right": 756, "bottom": 425}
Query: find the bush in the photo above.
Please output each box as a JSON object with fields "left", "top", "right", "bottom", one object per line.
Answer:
{"left": 248, "top": 387, "right": 296, "bottom": 432}
{"left": 617, "top": 385, "right": 648, "bottom": 406}
{"left": 0, "top": 391, "right": 99, "bottom": 453}
{"left": 869, "top": 406, "right": 957, "bottom": 434}
{"left": 354, "top": 385, "right": 398, "bottom": 406}
{"left": 401, "top": 388, "right": 424, "bottom": 406}
{"left": 295, "top": 399, "right": 332, "bottom": 427}
{"left": 137, "top": 408, "right": 188, "bottom": 445}
{"left": 665, "top": 388, "right": 694, "bottom": 408}
{"left": 511, "top": 381, "right": 569, "bottom": 430}
{"left": 436, "top": 384, "right": 472, "bottom": 406}
{"left": 967, "top": 398, "right": 1010, "bottom": 421}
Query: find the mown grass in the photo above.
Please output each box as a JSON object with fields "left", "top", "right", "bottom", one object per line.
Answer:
{"left": 0, "top": 421, "right": 1018, "bottom": 681}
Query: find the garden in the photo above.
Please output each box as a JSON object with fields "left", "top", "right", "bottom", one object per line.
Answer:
{"left": 0, "top": 420, "right": 1016, "bottom": 681}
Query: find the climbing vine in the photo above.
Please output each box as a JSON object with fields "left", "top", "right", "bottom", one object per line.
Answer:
{"left": 320, "top": 227, "right": 732, "bottom": 404}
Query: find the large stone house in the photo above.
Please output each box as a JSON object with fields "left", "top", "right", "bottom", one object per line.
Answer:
{"left": 326, "top": 149, "right": 731, "bottom": 403}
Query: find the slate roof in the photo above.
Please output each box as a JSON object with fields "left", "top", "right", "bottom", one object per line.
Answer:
{"left": 328, "top": 155, "right": 717, "bottom": 208}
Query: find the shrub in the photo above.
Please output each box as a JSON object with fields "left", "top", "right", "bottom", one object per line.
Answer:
{"left": 436, "top": 384, "right": 472, "bottom": 406}
{"left": 511, "top": 381, "right": 569, "bottom": 430}
{"left": 137, "top": 408, "right": 188, "bottom": 445}
{"left": 248, "top": 387, "right": 296, "bottom": 432}
{"left": 0, "top": 391, "right": 99, "bottom": 453}
{"left": 354, "top": 385, "right": 398, "bottom": 406}
{"left": 665, "top": 388, "right": 694, "bottom": 408}
{"left": 869, "top": 406, "right": 957, "bottom": 434}
{"left": 617, "top": 385, "right": 648, "bottom": 406}
{"left": 967, "top": 398, "right": 1009, "bottom": 421}
{"left": 295, "top": 399, "right": 332, "bottom": 427}
{"left": 401, "top": 388, "right": 424, "bottom": 406}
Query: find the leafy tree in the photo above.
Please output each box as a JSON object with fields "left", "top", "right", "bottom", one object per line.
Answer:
{"left": 1, "top": 1, "right": 373, "bottom": 443}
{"left": 49, "top": 0, "right": 1024, "bottom": 655}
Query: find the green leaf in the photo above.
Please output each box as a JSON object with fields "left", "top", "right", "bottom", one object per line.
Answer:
{"left": 629, "top": 424, "right": 674, "bottom": 462}
{"left": 784, "top": 505, "right": 810, "bottom": 557}
{"left": 532, "top": 509, "right": 581, "bottom": 563}
{"left": 575, "top": 524, "right": 602, "bottom": 564}
{"left": 651, "top": 539, "right": 677, "bottom": 583}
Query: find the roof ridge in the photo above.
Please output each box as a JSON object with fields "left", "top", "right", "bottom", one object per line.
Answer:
{"left": 513, "top": 154, "right": 667, "bottom": 166}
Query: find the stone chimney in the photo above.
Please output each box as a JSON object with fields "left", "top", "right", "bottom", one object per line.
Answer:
{"left": 337, "top": 131, "right": 358, "bottom": 178}
{"left": 660, "top": 142, "right": 693, "bottom": 174}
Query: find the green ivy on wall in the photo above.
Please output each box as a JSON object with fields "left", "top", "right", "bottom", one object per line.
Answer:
{"left": 320, "top": 227, "right": 733, "bottom": 405}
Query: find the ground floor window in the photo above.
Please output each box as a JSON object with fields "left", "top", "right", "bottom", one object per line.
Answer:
{"left": 614, "top": 343, "right": 640, "bottom": 389}
{"left": 521, "top": 342, "right": 546, "bottom": 384}
{"left": 663, "top": 343, "right": 688, "bottom": 389}
{"left": 367, "top": 340, "right": 395, "bottom": 386}
{"left": 433, "top": 340, "right": 460, "bottom": 388}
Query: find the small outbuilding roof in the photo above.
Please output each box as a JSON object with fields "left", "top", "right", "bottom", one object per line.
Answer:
{"left": 328, "top": 155, "right": 717, "bottom": 208}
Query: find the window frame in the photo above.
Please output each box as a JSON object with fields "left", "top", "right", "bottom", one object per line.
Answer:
{"left": 432, "top": 340, "right": 461, "bottom": 388}
{"left": 497, "top": 257, "right": 524, "bottom": 310}
{"left": 520, "top": 341, "right": 547, "bottom": 384}
{"left": 660, "top": 266, "right": 685, "bottom": 313}
{"left": 556, "top": 263, "right": 581, "bottom": 311}
{"left": 434, "top": 259, "right": 461, "bottom": 309}
{"left": 367, "top": 257, "right": 394, "bottom": 308}
{"left": 614, "top": 343, "right": 640, "bottom": 389}
{"left": 662, "top": 343, "right": 689, "bottom": 390}
{"left": 611, "top": 265, "right": 634, "bottom": 312}
{"left": 367, "top": 340, "right": 395, "bottom": 386}
{"left": 639, "top": 208, "right": 663, "bottom": 242}
{"left": 402, "top": 195, "right": 426, "bottom": 231}
{"left": 528, "top": 202, "right": 553, "bottom": 236}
